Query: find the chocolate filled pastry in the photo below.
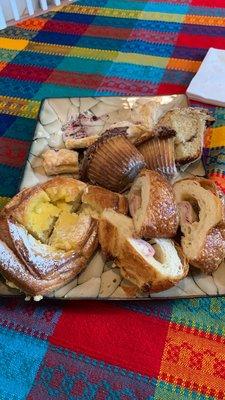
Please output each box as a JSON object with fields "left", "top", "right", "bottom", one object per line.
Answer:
{"left": 99, "top": 209, "right": 188, "bottom": 292}
{"left": 174, "top": 178, "right": 225, "bottom": 273}
{"left": 0, "top": 177, "right": 98, "bottom": 295}
{"left": 156, "top": 107, "right": 215, "bottom": 165}
{"left": 42, "top": 148, "right": 79, "bottom": 176}
{"left": 128, "top": 169, "right": 179, "bottom": 238}
{"left": 81, "top": 185, "right": 128, "bottom": 218}
{"left": 138, "top": 127, "right": 177, "bottom": 180}
{"left": 80, "top": 129, "right": 146, "bottom": 192}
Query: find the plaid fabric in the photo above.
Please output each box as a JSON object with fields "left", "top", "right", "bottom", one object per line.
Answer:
{"left": 0, "top": 1, "right": 225, "bottom": 399}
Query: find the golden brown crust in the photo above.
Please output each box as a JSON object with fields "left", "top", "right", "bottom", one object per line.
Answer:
{"left": 174, "top": 177, "right": 225, "bottom": 273}
{"left": 189, "top": 227, "right": 225, "bottom": 274}
{"left": 41, "top": 176, "right": 87, "bottom": 201}
{"left": 0, "top": 177, "right": 98, "bottom": 295}
{"left": 99, "top": 210, "right": 188, "bottom": 292}
{"left": 81, "top": 130, "right": 146, "bottom": 192}
{"left": 0, "top": 217, "right": 98, "bottom": 296}
{"left": 42, "top": 149, "right": 79, "bottom": 176}
{"left": 129, "top": 169, "right": 179, "bottom": 238}
{"left": 117, "top": 239, "right": 188, "bottom": 292}
{"left": 82, "top": 185, "right": 128, "bottom": 215}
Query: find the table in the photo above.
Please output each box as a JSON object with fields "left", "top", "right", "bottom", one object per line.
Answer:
{"left": 0, "top": 1, "right": 225, "bottom": 399}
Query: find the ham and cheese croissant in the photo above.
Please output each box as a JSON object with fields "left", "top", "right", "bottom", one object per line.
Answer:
{"left": 128, "top": 169, "right": 178, "bottom": 238}
{"left": 99, "top": 209, "right": 188, "bottom": 292}
{"left": 174, "top": 178, "right": 225, "bottom": 273}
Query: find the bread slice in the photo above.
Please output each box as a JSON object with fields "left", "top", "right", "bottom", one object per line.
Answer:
{"left": 99, "top": 209, "right": 188, "bottom": 292}
{"left": 128, "top": 169, "right": 178, "bottom": 238}
{"left": 174, "top": 178, "right": 225, "bottom": 273}
{"left": 156, "top": 107, "right": 215, "bottom": 165}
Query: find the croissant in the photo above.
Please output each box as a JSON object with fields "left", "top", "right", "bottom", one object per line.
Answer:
{"left": 81, "top": 185, "right": 128, "bottom": 217}
{"left": 128, "top": 169, "right": 179, "bottom": 238}
{"left": 0, "top": 177, "right": 98, "bottom": 295}
{"left": 99, "top": 209, "right": 188, "bottom": 292}
{"left": 174, "top": 178, "right": 225, "bottom": 273}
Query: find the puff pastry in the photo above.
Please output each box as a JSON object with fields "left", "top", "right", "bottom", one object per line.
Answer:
{"left": 0, "top": 177, "right": 98, "bottom": 295}
{"left": 42, "top": 149, "right": 79, "bottom": 176}
{"left": 174, "top": 178, "right": 225, "bottom": 273}
{"left": 99, "top": 209, "right": 188, "bottom": 292}
{"left": 82, "top": 185, "right": 128, "bottom": 217}
{"left": 128, "top": 169, "right": 178, "bottom": 238}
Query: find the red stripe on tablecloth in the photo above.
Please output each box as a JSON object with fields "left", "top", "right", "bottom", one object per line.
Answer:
{"left": 50, "top": 301, "right": 169, "bottom": 378}
{"left": 47, "top": 70, "right": 104, "bottom": 89}
{"left": 47, "top": 70, "right": 158, "bottom": 95}
{"left": 157, "top": 82, "right": 186, "bottom": 95}
{"left": 43, "top": 20, "right": 89, "bottom": 36}
{"left": 177, "top": 33, "right": 225, "bottom": 49}
{"left": 0, "top": 63, "right": 53, "bottom": 83}
{"left": 85, "top": 25, "right": 132, "bottom": 40}
{"left": 191, "top": 0, "right": 225, "bottom": 6}
{"left": 0, "top": 137, "right": 30, "bottom": 168}
{"left": 19, "top": 19, "right": 177, "bottom": 45}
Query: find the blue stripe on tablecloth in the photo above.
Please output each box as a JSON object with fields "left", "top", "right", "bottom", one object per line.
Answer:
{"left": 0, "top": 325, "right": 47, "bottom": 399}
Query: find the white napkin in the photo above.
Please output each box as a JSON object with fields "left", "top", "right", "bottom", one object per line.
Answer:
{"left": 186, "top": 48, "right": 225, "bottom": 107}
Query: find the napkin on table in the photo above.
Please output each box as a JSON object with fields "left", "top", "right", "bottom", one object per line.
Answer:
{"left": 187, "top": 48, "right": 225, "bottom": 107}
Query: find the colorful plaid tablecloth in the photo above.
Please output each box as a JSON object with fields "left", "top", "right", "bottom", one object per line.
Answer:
{"left": 1, "top": 1, "right": 225, "bottom": 399}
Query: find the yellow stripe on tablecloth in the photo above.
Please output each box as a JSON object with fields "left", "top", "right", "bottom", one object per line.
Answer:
{"left": 0, "top": 96, "right": 40, "bottom": 119}
{"left": 69, "top": 47, "right": 118, "bottom": 61}
{"left": 208, "top": 127, "right": 225, "bottom": 148}
{"left": 0, "top": 38, "right": 28, "bottom": 51}
{"left": 116, "top": 52, "right": 168, "bottom": 67}
{"left": 62, "top": 4, "right": 185, "bottom": 23}
{"left": 26, "top": 41, "right": 72, "bottom": 56}
{"left": 26, "top": 43, "right": 168, "bottom": 68}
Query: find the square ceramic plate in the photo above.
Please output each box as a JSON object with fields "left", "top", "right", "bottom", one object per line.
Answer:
{"left": 1, "top": 95, "right": 225, "bottom": 300}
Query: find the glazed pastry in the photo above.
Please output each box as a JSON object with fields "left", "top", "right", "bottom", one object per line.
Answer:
{"left": 0, "top": 177, "right": 98, "bottom": 295}
{"left": 42, "top": 148, "right": 79, "bottom": 176}
{"left": 156, "top": 107, "right": 215, "bottom": 165}
{"left": 174, "top": 178, "right": 225, "bottom": 273}
{"left": 82, "top": 185, "right": 128, "bottom": 216}
{"left": 81, "top": 129, "right": 146, "bottom": 192}
{"left": 3, "top": 177, "right": 87, "bottom": 242}
{"left": 128, "top": 169, "right": 179, "bottom": 238}
{"left": 138, "top": 127, "right": 177, "bottom": 180}
{"left": 62, "top": 111, "right": 107, "bottom": 149}
{"left": 99, "top": 209, "right": 188, "bottom": 292}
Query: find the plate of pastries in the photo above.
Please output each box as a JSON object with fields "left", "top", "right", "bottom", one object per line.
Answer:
{"left": 1, "top": 95, "right": 225, "bottom": 301}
